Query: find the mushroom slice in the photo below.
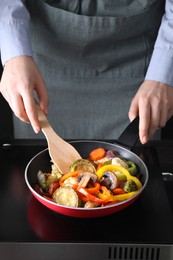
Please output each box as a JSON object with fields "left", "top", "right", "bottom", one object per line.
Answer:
{"left": 94, "top": 157, "right": 111, "bottom": 165}
{"left": 77, "top": 172, "right": 98, "bottom": 187}
{"left": 100, "top": 171, "right": 119, "bottom": 190}
{"left": 112, "top": 157, "right": 128, "bottom": 168}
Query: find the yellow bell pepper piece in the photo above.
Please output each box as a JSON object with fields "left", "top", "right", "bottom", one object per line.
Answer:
{"left": 96, "top": 164, "right": 142, "bottom": 190}
{"left": 110, "top": 191, "right": 138, "bottom": 202}
{"left": 97, "top": 186, "right": 111, "bottom": 202}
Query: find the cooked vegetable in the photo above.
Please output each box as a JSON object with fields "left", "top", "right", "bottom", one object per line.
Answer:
{"left": 94, "top": 157, "right": 111, "bottom": 165}
{"left": 49, "top": 181, "right": 59, "bottom": 196}
{"left": 112, "top": 157, "right": 128, "bottom": 168}
{"left": 112, "top": 188, "right": 126, "bottom": 195}
{"left": 36, "top": 148, "right": 143, "bottom": 208}
{"left": 86, "top": 182, "right": 100, "bottom": 194}
{"left": 51, "top": 164, "right": 62, "bottom": 178}
{"left": 106, "top": 150, "right": 119, "bottom": 159}
{"left": 110, "top": 191, "right": 138, "bottom": 202}
{"left": 84, "top": 201, "right": 100, "bottom": 208}
{"left": 89, "top": 148, "right": 106, "bottom": 161}
{"left": 123, "top": 180, "right": 138, "bottom": 193}
{"left": 77, "top": 186, "right": 110, "bottom": 205}
{"left": 37, "top": 170, "right": 48, "bottom": 191}
{"left": 96, "top": 164, "right": 142, "bottom": 190}
{"left": 96, "top": 163, "right": 103, "bottom": 171}
{"left": 70, "top": 159, "right": 96, "bottom": 174}
{"left": 97, "top": 186, "right": 111, "bottom": 202}
{"left": 37, "top": 170, "right": 61, "bottom": 192}
{"left": 77, "top": 172, "right": 97, "bottom": 187}
{"left": 100, "top": 171, "right": 119, "bottom": 190}
{"left": 126, "top": 160, "right": 137, "bottom": 175}
{"left": 59, "top": 170, "right": 81, "bottom": 186}
{"left": 63, "top": 177, "right": 78, "bottom": 187}
{"left": 114, "top": 171, "right": 127, "bottom": 182}
{"left": 46, "top": 173, "right": 61, "bottom": 187}
{"left": 52, "top": 186, "right": 81, "bottom": 207}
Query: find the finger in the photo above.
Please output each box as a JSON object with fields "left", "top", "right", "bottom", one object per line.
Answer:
{"left": 10, "top": 94, "right": 30, "bottom": 123}
{"left": 158, "top": 106, "right": 168, "bottom": 128}
{"left": 147, "top": 99, "right": 161, "bottom": 139}
{"left": 22, "top": 92, "right": 41, "bottom": 133}
{"left": 35, "top": 77, "right": 49, "bottom": 115}
{"left": 147, "top": 94, "right": 170, "bottom": 140}
{"left": 138, "top": 99, "right": 151, "bottom": 144}
{"left": 128, "top": 98, "right": 139, "bottom": 122}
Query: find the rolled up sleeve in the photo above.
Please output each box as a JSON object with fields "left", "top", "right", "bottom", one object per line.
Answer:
{"left": 145, "top": 0, "right": 173, "bottom": 87}
{"left": 0, "top": 0, "right": 33, "bottom": 65}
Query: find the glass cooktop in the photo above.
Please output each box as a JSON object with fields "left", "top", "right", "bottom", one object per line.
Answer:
{"left": 0, "top": 140, "right": 173, "bottom": 260}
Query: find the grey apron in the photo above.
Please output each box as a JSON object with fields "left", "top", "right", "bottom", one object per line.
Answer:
{"left": 13, "top": 0, "right": 164, "bottom": 139}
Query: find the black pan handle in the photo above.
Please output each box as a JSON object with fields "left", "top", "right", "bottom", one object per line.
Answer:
{"left": 116, "top": 116, "right": 140, "bottom": 150}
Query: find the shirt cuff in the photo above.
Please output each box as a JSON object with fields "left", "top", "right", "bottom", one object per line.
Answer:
{"left": 0, "top": 21, "right": 33, "bottom": 66}
{"left": 145, "top": 47, "right": 173, "bottom": 87}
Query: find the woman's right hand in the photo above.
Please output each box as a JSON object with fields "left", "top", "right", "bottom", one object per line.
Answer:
{"left": 0, "top": 56, "right": 48, "bottom": 133}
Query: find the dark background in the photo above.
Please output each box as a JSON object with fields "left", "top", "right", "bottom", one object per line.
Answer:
{"left": 0, "top": 61, "right": 14, "bottom": 140}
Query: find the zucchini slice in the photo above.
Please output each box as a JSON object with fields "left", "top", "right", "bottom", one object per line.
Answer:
{"left": 52, "top": 186, "right": 80, "bottom": 207}
{"left": 70, "top": 159, "right": 96, "bottom": 174}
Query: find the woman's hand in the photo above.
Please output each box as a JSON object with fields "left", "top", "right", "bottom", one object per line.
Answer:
{"left": 129, "top": 80, "right": 173, "bottom": 144}
{"left": 0, "top": 56, "right": 48, "bottom": 133}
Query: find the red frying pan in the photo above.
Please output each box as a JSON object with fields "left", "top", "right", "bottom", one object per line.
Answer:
{"left": 25, "top": 117, "right": 148, "bottom": 218}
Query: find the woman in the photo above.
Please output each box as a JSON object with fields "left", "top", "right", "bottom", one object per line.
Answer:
{"left": 0, "top": 0, "right": 173, "bottom": 143}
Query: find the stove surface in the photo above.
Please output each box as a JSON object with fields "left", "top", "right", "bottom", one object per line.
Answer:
{"left": 0, "top": 140, "right": 173, "bottom": 260}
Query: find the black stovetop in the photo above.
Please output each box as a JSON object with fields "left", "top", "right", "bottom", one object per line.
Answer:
{"left": 0, "top": 139, "right": 173, "bottom": 260}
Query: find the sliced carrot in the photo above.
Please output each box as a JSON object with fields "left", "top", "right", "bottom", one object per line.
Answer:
{"left": 112, "top": 188, "right": 126, "bottom": 195}
{"left": 89, "top": 148, "right": 106, "bottom": 161}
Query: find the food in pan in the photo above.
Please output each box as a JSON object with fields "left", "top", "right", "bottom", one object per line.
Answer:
{"left": 34, "top": 147, "right": 142, "bottom": 208}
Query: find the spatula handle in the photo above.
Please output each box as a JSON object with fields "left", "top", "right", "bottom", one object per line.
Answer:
{"left": 36, "top": 105, "right": 50, "bottom": 129}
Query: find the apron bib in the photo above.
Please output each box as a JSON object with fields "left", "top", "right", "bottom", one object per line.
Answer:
{"left": 14, "top": 0, "right": 164, "bottom": 139}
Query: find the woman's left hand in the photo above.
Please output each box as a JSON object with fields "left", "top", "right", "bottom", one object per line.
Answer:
{"left": 128, "top": 80, "right": 173, "bottom": 144}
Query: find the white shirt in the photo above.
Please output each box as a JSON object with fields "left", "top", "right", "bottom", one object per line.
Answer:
{"left": 0, "top": 0, "right": 173, "bottom": 86}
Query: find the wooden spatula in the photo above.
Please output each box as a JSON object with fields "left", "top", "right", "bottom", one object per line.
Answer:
{"left": 36, "top": 105, "right": 81, "bottom": 174}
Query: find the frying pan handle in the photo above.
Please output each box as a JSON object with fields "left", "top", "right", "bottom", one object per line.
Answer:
{"left": 116, "top": 116, "right": 140, "bottom": 150}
